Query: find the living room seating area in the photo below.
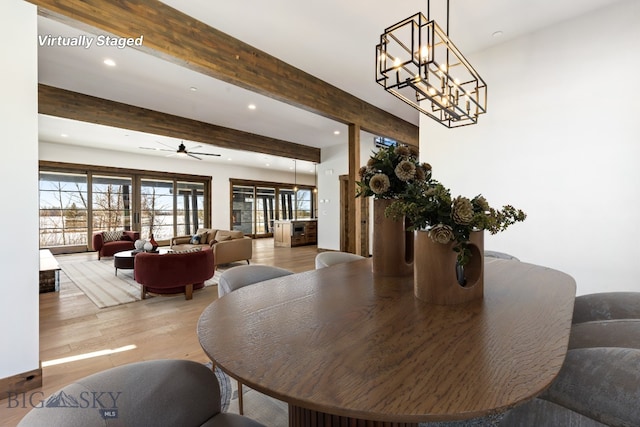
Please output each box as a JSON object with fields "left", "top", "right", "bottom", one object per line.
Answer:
{"left": 135, "top": 247, "right": 215, "bottom": 300}
{"left": 92, "top": 230, "right": 140, "bottom": 260}
{"left": 171, "top": 228, "right": 252, "bottom": 270}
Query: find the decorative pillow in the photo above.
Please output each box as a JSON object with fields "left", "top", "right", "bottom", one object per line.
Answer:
{"left": 214, "top": 235, "right": 231, "bottom": 243}
{"left": 120, "top": 234, "right": 132, "bottom": 241}
{"left": 173, "top": 247, "right": 202, "bottom": 254}
{"left": 190, "top": 234, "right": 202, "bottom": 245}
{"left": 102, "top": 230, "right": 122, "bottom": 243}
{"left": 194, "top": 230, "right": 210, "bottom": 244}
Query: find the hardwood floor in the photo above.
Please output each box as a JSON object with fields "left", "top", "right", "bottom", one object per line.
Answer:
{"left": 0, "top": 238, "right": 318, "bottom": 426}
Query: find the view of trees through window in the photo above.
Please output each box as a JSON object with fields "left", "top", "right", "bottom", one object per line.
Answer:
{"left": 39, "top": 172, "right": 89, "bottom": 247}
{"left": 39, "top": 167, "right": 209, "bottom": 250}
{"left": 92, "top": 175, "right": 132, "bottom": 232}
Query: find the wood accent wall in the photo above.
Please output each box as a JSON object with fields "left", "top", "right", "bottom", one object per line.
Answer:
{"left": 39, "top": 85, "right": 320, "bottom": 164}
{"left": 29, "top": 0, "right": 418, "bottom": 147}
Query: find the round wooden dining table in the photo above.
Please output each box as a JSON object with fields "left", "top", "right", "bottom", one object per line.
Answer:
{"left": 197, "top": 257, "right": 576, "bottom": 426}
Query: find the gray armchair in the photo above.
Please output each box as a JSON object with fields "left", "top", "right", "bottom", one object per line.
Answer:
{"left": 18, "top": 359, "right": 265, "bottom": 427}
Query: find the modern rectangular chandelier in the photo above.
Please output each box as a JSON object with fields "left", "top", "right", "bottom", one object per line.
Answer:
{"left": 375, "top": 1, "right": 487, "bottom": 128}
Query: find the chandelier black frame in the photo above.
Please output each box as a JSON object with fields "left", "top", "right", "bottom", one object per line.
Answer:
{"left": 375, "top": 0, "right": 487, "bottom": 128}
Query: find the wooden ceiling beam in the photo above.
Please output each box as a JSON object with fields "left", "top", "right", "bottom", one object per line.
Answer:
{"left": 39, "top": 84, "right": 321, "bottom": 163}
{"left": 27, "top": 0, "right": 418, "bottom": 147}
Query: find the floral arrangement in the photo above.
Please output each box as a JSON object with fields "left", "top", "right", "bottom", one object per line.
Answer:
{"left": 386, "top": 182, "right": 527, "bottom": 266}
{"left": 358, "top": 145, "right": 526, "bottom": 266}
{"left": 356, "top": 145, "right": 432, "bottom": 199}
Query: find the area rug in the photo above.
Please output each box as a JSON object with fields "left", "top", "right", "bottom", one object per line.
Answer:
{"left": 60, "top": 260, "right": 221, "bottom": 309}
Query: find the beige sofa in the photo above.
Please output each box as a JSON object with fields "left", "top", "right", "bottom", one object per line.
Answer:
{"left": 171, "top": 228, "right": 252, "bottom": 270}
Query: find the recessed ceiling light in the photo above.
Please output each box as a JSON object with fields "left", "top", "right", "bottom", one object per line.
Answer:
{"left": 103, "top": 58, "right": 116, "bottom": 67}
{"left": 189, "top": 86, "right": 198, "bottom": 92}
{"left": 248, "top": 104, "right": 257, "bottom": 110}
{"left": 61, "top": 133, "right": 68, "bottom": 137}
{"left": 265, "top": 163, "right": 270, "bottom": 167}
{"left": 334, "top": 130, "right": 340, "bottom": 135}
{"left": 492, "top": 30, "right": 504, "bottom": 38}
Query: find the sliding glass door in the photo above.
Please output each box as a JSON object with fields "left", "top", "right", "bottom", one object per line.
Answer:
{"left": 139, "top": 179, "right": 174, "bottom": 240}
{"left": 256, "top": 187, "right": 275, "bottom": 235}
{"left": 39, "top": 172, "right": 89, "bottom": 250}
{"left": 176, "top": 181, "right": 205, "bottom": 236}
{"left": 231, "top": 180, "right": 315, "bottom": 237}
{"left": 92, "top": 175, "right": 133, "bottom": 232}
{"left": 39, "top": 163, "right": 211, "bottom": 252}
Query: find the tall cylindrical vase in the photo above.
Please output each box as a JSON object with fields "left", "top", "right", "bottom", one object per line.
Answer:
{"left": 372, "top": 198, "right": 414, "bottom": 277}
{"left": 414, "top": 230, "right": 484, "bottom": 304}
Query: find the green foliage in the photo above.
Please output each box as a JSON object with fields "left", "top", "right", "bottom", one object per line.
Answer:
{"left": 356, "top": 145, "right": 431, "bottom": 199}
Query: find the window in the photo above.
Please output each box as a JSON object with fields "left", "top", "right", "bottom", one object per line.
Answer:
{"left": 232, "top": 185, "right": 254, "bottom": 235}
{"left": 92, "top": 175, "right": 132, "bottom": 232}
{"left": 256, "top": 187, "right": 275, "bottom": 234}
{"left": 231, "top": 179, "right": 316, "bottom": 237}
{"left": 140, "top": 179, "right": 173, "bottom": 240}
{"left": 39, "top": 162, "right": 211, "bottom": 252}
{"left": 295, "top": 188, "right": 312, "bottom": 219}
{"left": 176, "top": 181, "right": 205, "bottom": 236}
{"left": 39, "top": 172, "right": 88, "bottom": 248}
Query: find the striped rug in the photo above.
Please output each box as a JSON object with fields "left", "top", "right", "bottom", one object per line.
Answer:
{"left": 60, "top": 260, "right": 220, "bottom": 309}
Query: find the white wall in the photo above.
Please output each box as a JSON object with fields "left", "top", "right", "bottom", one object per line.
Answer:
{"left": 0, "top": 1, "right": 39, "bottom": 379}
{"left": 317, "top": 133, "right": 377, "bottom": 251}
{"left": 420, "top": 0, "right": 640, "bottom": 295}
{"left": 39, "top": 142, "right": 314, "bottom": 230}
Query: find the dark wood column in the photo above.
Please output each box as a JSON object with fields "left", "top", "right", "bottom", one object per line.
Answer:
{"left": 347, "top": 123, "right": 362, "bottom": 255}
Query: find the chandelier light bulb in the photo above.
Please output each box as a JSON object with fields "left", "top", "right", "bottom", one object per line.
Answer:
{"left": 420, "top": 45, "right": 429, "bottom": 61}
{"left": 393, "top": 57, "right": 402, "bottom": 68}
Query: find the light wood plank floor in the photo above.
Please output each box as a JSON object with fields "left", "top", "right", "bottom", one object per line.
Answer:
{"left": 0, "top": 238, "right": 318, "bottom": 426}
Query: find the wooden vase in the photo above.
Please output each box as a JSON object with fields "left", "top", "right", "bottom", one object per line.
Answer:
{"left": 414, "top": 230, "right": 484, "bottom": 305}
{"left": 372, "top": 198, "right": 414, "bottom": 277}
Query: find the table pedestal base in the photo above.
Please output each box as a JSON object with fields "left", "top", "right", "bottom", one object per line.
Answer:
{"left": 289, "top": 405, "right": 417, "bottom": 427}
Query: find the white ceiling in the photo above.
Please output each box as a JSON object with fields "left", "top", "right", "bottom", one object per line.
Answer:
{"left": 37, "top": 0, "right": 626, "bottom": 172}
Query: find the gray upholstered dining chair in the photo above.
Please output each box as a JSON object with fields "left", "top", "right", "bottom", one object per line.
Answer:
{"left": 18, "top": 359, "right": 265, "bottom": 427}
{"left": 314, "top": 251, "right": 365, "bottom": 269}
{"left": 216, "top": 264, "right": 294, "bottom": 414}
{"left": 500, "top": 292, "right": 640, "bottom": 426}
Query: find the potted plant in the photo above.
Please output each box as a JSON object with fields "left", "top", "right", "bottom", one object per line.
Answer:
{"left": 356, "top": 144, "right": 431, "bottom": 276}
{"left": 385, "top": 176, "right": 526, "bottom": 304}
{"left": 385, "top": 182, "right": 526, "bottom": 266}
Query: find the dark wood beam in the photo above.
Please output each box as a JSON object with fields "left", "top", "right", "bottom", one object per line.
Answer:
{"left": 39, "top": 85, "right": 320, "bottom": 163}
{"left": 28, "top": 0, "right": 418, "bottom": 147}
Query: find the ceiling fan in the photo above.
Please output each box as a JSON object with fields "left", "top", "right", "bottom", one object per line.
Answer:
{"left": 140, "top": 141, "right": 221, "bottom": 160}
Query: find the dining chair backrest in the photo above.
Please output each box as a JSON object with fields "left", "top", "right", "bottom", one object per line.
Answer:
{"left": 218, "top": 265, "right": 294, "bottom": 298}
{"left": 315, "top": 251, "right": 365, "bottom": 269}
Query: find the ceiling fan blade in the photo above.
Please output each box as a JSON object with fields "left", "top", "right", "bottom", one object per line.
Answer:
{"left": 189, "top": 151, "right": 221, "bottom": 156}
{"left": 140, "top": 147, "right": 173, "bottom": 152}
{"left": 187, "top": 153, "right": 202, "bottom": 160}
{"left": 155, "top": 140, "right": 175, "bottom": 150}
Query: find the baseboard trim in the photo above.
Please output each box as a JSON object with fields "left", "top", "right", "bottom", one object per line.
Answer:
{"left": 0, "top": 365, "right": 42, "bottom": 400}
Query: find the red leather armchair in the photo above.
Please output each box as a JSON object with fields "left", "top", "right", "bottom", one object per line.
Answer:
{"left": 92, "top": 230, "right": 140, "bottom": 259}
{"left": 134, "top": 248, "right": 214, "bottom": 300}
